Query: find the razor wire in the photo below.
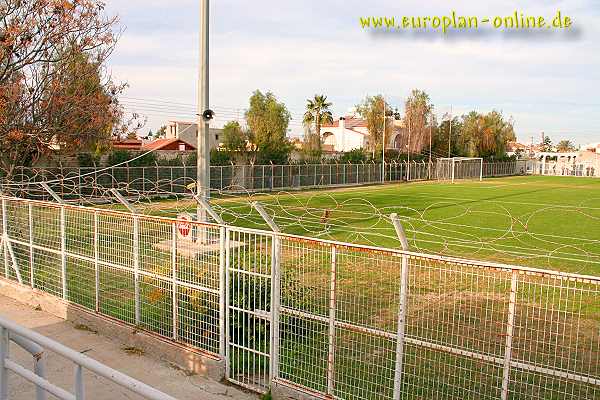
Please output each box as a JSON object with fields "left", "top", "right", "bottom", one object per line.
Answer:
{"left": 1, "top": 160, "right": 598, "bottom": 273}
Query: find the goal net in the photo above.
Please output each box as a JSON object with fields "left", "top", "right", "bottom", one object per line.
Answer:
{"left": 436, "top": 157, "right": 483, "bottom": 183}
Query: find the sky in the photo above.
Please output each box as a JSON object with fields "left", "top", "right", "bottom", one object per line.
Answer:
{"left": 105, "top": 0, "right": 599, "bottom": 146}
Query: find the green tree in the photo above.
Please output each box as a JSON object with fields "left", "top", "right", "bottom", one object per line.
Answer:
{"left": 339, "top": 149, "right": 367, "bottom": 163}
{"left": 355, "top": 95, "right": 393, "bottom": 155}
{"left": 434, "top": 115, "right": 463, "bottom": 158}
{"left": 245, "top": 90, "right": 292, "bottom": 164}
{"left": 153, "top": 125, "right": 167, "bottom": 139}
{"left": 459, "top": 111, "right": 484, "bottom": 157}
{"left": 556, "top": 140, "right": 576, "bottom": 152}
{"left": 303, "top": 94, "right": 333, "bottom": 155}
{"left": 540, "top": 135, "right": 553, "bottom": 152}
{"left": 222, "top": 121, "right": 247, "bottom": 151}
{"left": 403, "top": 89, "right": 434, "bottom": 154}
{"left": 0, "top": 0, "right": 121, "bottom": 177}
{"left": 457, "top": 111, "right": 515, "bottom": 159}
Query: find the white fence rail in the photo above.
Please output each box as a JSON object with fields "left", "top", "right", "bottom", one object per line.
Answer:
{"left": 3, "top": 161, "right": 526, "bottom": 200}
{"left": 1, "top": 195, "right": 598, "bottom": 399}
{"left": 0, "top": 315, "right": 178, "bottom": 400}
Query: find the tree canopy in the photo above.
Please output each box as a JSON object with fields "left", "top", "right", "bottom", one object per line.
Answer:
{"left": 0, "top": 0, "right": 125, "bottom": 177}
{"left": 245, "top": 90, "right": 292, "bottom": 164}
{"left": 222, "top": 120, "right": 247, "bottom": 152}
{"left": 356, "top": 95, "right": 393, "bottom": 154}
{"left": 303, "top": 94, "right": 333, "bottom": 155}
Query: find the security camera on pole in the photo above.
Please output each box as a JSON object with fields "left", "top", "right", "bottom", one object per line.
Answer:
{"left": 197, "top": 0, "right": 213, "bottom": 243}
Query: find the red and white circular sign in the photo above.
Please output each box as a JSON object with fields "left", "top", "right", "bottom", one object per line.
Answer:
{"left": 176, "top": 213, "right": 194, "bottom": 240}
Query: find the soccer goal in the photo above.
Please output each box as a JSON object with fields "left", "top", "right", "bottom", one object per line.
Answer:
{"left": 436, "top": 157, "right": 483, "bottom": 183}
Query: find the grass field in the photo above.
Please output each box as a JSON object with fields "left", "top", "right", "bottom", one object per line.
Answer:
{"left": 138, "top": 175, "right": 600, "bottom": 276}
{"left": 4, "top": 174, "right": 600, "bottom": 399}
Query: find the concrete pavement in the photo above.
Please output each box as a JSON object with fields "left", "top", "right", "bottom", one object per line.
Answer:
{"left": 0, "top": 295, "right": 256, "bottom": 400}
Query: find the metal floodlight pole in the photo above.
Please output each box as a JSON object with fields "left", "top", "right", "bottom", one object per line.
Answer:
{"left": 448, "top": 105, "right": 452, "bottom": 158}
{"left": 407, "top": 118, "right": 411, "bottom": 181}
{"left": 382, "top": 99, "right": 386, "bottom": 184}
{"left": 197, "top": 0, "right": 211, "bottom": 226}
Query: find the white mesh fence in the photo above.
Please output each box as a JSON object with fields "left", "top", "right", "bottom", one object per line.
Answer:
{"left": 0, "top": 195, "right": 598, "bottom": 399}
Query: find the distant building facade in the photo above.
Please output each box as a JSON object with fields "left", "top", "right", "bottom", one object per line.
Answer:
{"left": 165, "top": 120, "right": 222, "bottom": 150}
{"left": 320, "top": 116, "right": 406, "bottom": 152}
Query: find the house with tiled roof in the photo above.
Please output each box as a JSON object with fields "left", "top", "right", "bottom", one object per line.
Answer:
{"left": 141, "top": 138, "right": 196, "bottom": 152}
{"left": 320, "top": 115, "right": 406, "bottom": 152}
{"left": 165, "top": 120, "right": 222, "bottom": 150}
{"left": 112, "top": 138, "right": 143, "bottom": 150}
{"left": 320, "top": 116, "right": 370, "bottom": 152}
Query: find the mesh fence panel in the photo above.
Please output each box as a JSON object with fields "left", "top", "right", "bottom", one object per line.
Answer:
{"left": 0, "top": 196, "right": 598, "bottom": 399}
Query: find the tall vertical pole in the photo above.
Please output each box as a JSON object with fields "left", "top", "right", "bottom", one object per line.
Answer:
{"left": 407, "top": 118, "right": 411, "bottom": 181}
{"left": 382, "top": 100, "right": 386, "bottom": 184}
{"left": 390, "top": 214, "right": 409, "bottom": 400}
{"left": 448, "top": 106, "right": 452, "bottom": 158}
{"left": 428, "top": 117, "right": 432, "bottom": 165}
{"left": 428, "top": 117, "right": 432, "bottom": 180}
{"left": 197, "top": 0, "right": 210, "bottom": 228}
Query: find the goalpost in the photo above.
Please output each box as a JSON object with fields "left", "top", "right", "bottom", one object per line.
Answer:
{"left": 436, "top": 157, "right": 483, "bottom": 183}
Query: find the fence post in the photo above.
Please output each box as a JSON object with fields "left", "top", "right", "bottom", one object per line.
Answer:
{"left": 28, "top": 203, "right": 34, "bottom": 288}
{"left": 155, "top": 162, "right": 160, "bottom": 193}
{"left": 94, "top": 211, "right": 99, "bottom": 313}
{"left": 133, "top": 214, "right": 140, "bottom": 324}
{"left": 219, "top": 225, "right": 227, "bottom": 359}
{"left": 78, "top": 168, "right": 82, "bottom": 200}
{"left": 0, "top": 326, "right": 8, "bottom": 400}
{"left": 270, "top": 230, "right": 281, "bottom": 382}
{"left": 252, "top": 202, "right": 281, "bottom": 382}
{"left": 170, "top": 167, "right": 174, "bottom": 193}
{"left": 74, "top": 365, "right": 84, "bottom": 400}
{"left": 1, "top": 196, "right": 8, "bottom": 279}
{"left": 171, "top": 222, "right": 178, "bottom": 340}
{"left": 390, "top": 214, "right": 409, "bottom": 400}
{"left": 110, "top": 189, "right": 140, "bottom": 324}
{"left": 60, "top": 205, "right": 67, "bottom": 300}
{"left": 501, "top": 271, "right": 518, "bottom": 400}
{"left": 224, "top": 227, "right": 231, "bottom": 377}
{"left": 327, "top": 245, "right": 337, "bottom": 396}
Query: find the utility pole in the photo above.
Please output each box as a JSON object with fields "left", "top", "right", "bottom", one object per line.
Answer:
{"left": 530, "top": 136, "right": 534, "bottom": 157}
{"left": 382, "top": 99, "right": 386, "bottom": 183}
{"left": 407, "top": 117, "right": 411, "bottom": 181}
{"left": 447, "top": 105, "right": 452, "bottom": 158}
{"left": 428, "top": 116, "right": 432, "bottom": 165}
{"left": 197, "top": 0, "right": 211, "bottom": 229}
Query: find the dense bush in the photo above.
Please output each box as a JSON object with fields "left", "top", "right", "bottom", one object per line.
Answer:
{"left": 77, "top": 153, "right": 99, "bottom": 167}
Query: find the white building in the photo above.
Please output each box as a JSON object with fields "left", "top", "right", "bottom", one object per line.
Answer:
{"left": 165, "top": 120, "right": 222, "bottom": 150}
{"left": 534, "top": 150, "right": 600, "bottom": 177}
{"left": 582, "top": 142, "right": 600, "bottom": 153}
{"left": 320, "top": 116, "right": 406, "bottom": 152}
{"left": 320, "top": 117, "right": 369, "bottom": 152}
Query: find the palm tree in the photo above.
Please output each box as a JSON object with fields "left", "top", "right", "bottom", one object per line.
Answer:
{"left": 303, "top": 95, "right": 333, "bottom": 153}
{"left": 556, "top": 140, "right": 575, "bottom": 152}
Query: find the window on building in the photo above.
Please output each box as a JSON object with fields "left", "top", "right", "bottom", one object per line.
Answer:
{"left": 179, "top": 143, "right": 186, "bottom": 151}
{"left": 215, "top": 134, "right": 219, "bottom": 141}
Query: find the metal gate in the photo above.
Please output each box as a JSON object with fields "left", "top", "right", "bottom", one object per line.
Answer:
{"left": 225, "top": 228, "right": 280, "bottom": 393}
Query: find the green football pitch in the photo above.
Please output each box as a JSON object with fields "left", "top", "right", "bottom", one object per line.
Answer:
{"left": 137, "top": 175, "right": 600, "bottom": 276}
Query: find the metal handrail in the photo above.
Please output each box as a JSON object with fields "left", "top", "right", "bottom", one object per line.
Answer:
{"left": 0, "top": 315, "right": 178, "bottom": 400}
